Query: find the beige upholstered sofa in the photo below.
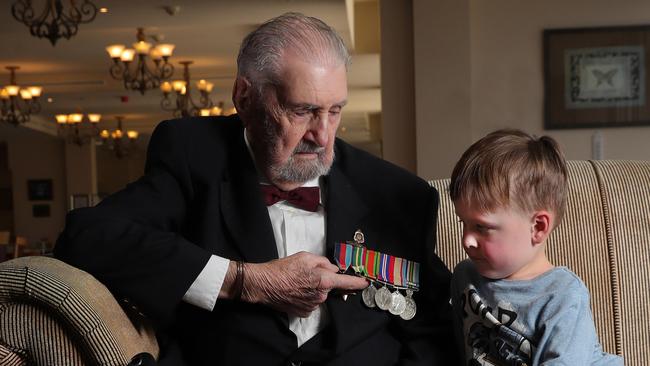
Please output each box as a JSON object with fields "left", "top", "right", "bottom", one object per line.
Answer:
{"left": 0, "top": 256, "right": 158, "bottom": 365}
{"left": 0, "top": 160, "right": 647, "bottom": 365}
{"left": 431, "top": 160, "right": 649, "bottom": 365}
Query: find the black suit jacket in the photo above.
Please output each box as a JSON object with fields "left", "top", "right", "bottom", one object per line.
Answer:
{"left": 55, "top": 116, "right": 457, "bottom": 365}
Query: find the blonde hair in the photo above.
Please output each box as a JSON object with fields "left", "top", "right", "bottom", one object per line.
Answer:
{"left": 449, "top": 129, "right": 568, "bottom": 226}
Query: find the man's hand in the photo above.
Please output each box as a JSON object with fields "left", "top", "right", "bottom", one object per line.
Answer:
{"left": 242, "top": 252, "right": 368, "bottom": 317}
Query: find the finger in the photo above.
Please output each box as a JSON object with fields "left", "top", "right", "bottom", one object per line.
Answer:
{"left": 317, "top": 261, "right": 339, "bottom": 273}
{"left": 328, "top": 273, "right": 369, "bottom": 291}
{"left": 311, "top": 255, "right": 339, "bottom": 272}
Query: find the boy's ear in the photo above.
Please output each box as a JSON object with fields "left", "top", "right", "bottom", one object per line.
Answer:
{"left": 531, "top": 210, "right": 553, "bottom": 246}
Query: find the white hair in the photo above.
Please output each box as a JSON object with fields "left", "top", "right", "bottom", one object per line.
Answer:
{"left": 236, "top": 12, "right": 351, "bottom": 95}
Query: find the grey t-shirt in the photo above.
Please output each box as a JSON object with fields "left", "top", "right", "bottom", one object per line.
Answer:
{"left": 451, "top": 259, "right": 623, "bottom": 366}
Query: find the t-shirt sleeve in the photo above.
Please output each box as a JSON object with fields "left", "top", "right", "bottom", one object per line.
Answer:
{"left": 535, "top": 280, "right": 600, "bottom": 365}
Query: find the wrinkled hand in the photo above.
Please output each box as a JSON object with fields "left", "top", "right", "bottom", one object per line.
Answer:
{"left": 243, "top": 251, "right": 368, "bottom": 317}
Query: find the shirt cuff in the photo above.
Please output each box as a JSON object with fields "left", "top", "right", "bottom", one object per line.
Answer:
{"left": 182, "top": 255, "right": 230, "bottom": 311}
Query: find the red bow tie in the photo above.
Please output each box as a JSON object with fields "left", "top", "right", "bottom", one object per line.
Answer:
{"left": 260, "top": 185, "right": 320, "bottom": 212}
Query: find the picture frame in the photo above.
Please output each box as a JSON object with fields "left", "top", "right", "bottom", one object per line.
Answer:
{"left": 32, "top": 204, "right": 51, "bottom": 217}
{"left": 27, "top": 179, "right": 53, "bottom": 201}
{"left": 544, "top": 25, "right": 650, "bottom": 129}
{"left": 70, "top": 194, "right": 90, "bottom": 210}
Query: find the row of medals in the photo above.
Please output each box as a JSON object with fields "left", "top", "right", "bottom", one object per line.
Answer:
{"left": 346, "top": 230, "right": 417, "bottom": 321}
{"left": 362, "top": 282, "right": 417, "bottom": 320}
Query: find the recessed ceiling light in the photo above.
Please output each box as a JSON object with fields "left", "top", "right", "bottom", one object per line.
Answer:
{"left": 47, "top": 97, "right": 53, "bottom": 103}
{"left": 99, "top": 7, "right": 108, "bottom": 13}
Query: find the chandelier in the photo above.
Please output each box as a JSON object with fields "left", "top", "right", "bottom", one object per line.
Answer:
{"left": 160, "top": 61, "right": 216, "bottom": 118}
{"left": 12, "top": 0, "right": 98, "bottom": 46}
{"left": 99, "top": 116, "right": 139, "bottom": 159}
{"left": 55, "top": 112, "right": 101, "bottom": 146}
{"left": 199, "top": 101, "right": 224, "bottom": 117}
{"left": 106, "top": 28, "right": 175, "bottom": 95}
{"left": 1, "top": 66, "right": 43, "bottom": 126}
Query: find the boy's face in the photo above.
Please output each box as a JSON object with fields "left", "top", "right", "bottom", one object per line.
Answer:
{"left": 454, "top": 200, "right": 545, "bottom": 280}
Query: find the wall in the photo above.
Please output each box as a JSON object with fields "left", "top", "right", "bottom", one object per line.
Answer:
{"left": 379, "top": 0, "right": 417, "bottom": 173}
{"left": 413, "top": 0, "right": 472, "bottom": 179}
{"left": 0, "top": 143, "right": 13, "bottom": 231}
{"left": 410, "top": 0, "right": 650, "bottom": 179}
{"left": 471, "top": 0, "right": 650, "bottom": 161}
{"left": 96, "top": 138, "right": 147, "bottom": 196}
{"left": 64, "top": 141, "right": 97, "bottom": 201}
{"left": 0, "top": 125, "right": 66, "bottom": 244}
{"left": 0, "top": 124, "right": 147, "bottom": 245}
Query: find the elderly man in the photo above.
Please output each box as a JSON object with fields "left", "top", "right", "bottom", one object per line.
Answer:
{"left": 55, "top": 13, "right": 457, "bottom": 366}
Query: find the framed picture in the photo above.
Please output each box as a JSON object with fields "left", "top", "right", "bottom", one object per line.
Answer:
{"left": 32, "top": 204, "right": 50, "bottom": 217}
{"left": 27, "top": 179, "right": 53, "bottom": 201}
{"left": 544, "top": 25, "right": 650, "bottom": 129}
{"left": 70, "top": 194, "right": 90, "bottom": 210}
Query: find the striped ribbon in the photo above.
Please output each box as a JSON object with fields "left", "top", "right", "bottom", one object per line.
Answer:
{"left": 365, "top": 249, "right": 378, "bottom": 279}
{"left": 352, "top": 245, "right": 366, "bottom": 275}
{"left": 393, "top": 257, "right": 402, "bottom": 287}
{"left": 334, "top": 242, "right": 353, "bottom": 272}
{"left": 378, "top": 253, "right": 389, "bottom": 282}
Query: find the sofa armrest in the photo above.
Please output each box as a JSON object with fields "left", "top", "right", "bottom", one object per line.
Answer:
{"left": 0, "top": 256, "right": 158, "bottom": 366}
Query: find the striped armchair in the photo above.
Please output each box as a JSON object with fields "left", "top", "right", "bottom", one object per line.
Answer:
{"left": 0, "top": 256, "right": 158, "bottom": 366}
{"left": 430, "top": 160, "right": 650, "bottom": 366}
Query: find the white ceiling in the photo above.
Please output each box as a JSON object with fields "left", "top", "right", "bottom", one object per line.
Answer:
{"left": 0, "top": 0, "right": 380, "bottom": 142}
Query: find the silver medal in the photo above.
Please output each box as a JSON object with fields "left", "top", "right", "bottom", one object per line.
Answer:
{"left": 362, "top": 284, "right": 377, "bottom": 308}
{"left": 388, "top": 290, "right": 406, "bottom": 316}
{"left": 374, "top": 285, "right": 392, "bottom": 311}
{"left": 400, "top": 290, "right": 417, "bottom": 320}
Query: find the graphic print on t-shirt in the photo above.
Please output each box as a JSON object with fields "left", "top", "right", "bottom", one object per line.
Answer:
{"left": 458, "top": 285, "right": 535, "bottom": 366}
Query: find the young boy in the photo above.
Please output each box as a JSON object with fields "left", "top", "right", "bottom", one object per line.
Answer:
{"left": 449, "top": 129, "right": 623, "bottom": 365}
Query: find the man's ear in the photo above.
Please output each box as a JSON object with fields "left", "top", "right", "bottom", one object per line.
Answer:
{"left": 531, "top": 210, "right": 553, "bottom": 246}
{"left": 232, "top": 76, "right": 252, "bottom": 115}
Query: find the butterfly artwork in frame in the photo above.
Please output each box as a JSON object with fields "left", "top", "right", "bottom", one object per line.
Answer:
{"left": 544, "top": 25, "right": 650, "bottom": 129}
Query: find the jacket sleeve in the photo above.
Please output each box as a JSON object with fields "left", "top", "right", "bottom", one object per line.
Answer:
{"left": 397, "top": 185, "right": 461, "bottom": 365}
{"left": 54, "top": 120, "right": 212, "bottom": 325}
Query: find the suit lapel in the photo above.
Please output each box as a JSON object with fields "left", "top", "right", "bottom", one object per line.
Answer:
{"left": 324, "top": 163, "right": 368, "bottom": 259}
{"left": 322, "top": 162, "right": 373, "bottom": 354}
{"left": 220, "top": 133, "right": 278, "bottom": 263}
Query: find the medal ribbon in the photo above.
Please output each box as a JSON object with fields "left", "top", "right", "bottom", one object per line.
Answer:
{"left": 378, "top": 253, "right": 388, "bottom": 282}
{"left": 373, "top": 250, "right": 381, "bottom": 279}
{"left": 404, "top": 260, "right": 420, "bottom": 290}
{"left": 352, "top": 245, "right": 366, "bottom": 275}
{"left": 334, "top": 242, "right": 353, "bottom": 272}
{"left": 365, "top": 249, "right": 378, "bottom": 279}
{"left": 393, "top": 257, "right": 403, "bottom": 287}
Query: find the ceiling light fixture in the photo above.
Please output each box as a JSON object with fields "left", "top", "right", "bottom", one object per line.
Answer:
{"left": 11, "top": 0, "right": 98, "bottom": 46}
{"left": 99, "top": 116, "right": 139, "bottom": 159}
{"left": 1, "top": 66, "right": 43, "bottom": 126}
{"left": 106, "top": 28, "right": 175, "bottom": 95}
{"left": 160, "top": 61, "right": 214, "bottom": 117}
{"left": 55, "top": 112, "right": 101, "bottom": 146}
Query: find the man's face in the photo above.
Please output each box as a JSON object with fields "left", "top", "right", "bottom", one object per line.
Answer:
{"left": 454, "top": 200, "right": 542, "bottom": 280}
{"left": 249, "top": 55, "right": 348, "bottom": 189}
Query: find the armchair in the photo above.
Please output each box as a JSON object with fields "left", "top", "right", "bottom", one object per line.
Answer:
{"left": 0, "top": 256, "right": 158, "bottom": 365}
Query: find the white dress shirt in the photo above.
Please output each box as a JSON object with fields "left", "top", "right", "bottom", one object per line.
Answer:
{"left": 182, "top": 129, "right": 328, "bottom": 347}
